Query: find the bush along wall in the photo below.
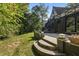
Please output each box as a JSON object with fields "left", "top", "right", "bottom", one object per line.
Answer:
{"left": 34, "top": 30, "right": 44, "bottom": 40}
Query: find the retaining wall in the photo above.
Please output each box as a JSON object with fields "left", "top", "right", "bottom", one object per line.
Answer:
{"left": 57, "top": 39, "right": 79, "bottom": 56}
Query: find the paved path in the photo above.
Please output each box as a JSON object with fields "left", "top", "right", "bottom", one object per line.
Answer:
{"left": 44, "top": 33, "right": 68, "bottom": 45}
{"left": 44, "top": 33, "right": 58, "bottom": 45}
{"left": 44, "top": 33, "right": 68, "bottom": 38}
{"left": 44, "top": 33, "right": 59, "bottom": 38}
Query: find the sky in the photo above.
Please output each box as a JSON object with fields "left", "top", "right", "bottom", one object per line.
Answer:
{"left": 29, "top": 3, "right": 67, "bottom": 20}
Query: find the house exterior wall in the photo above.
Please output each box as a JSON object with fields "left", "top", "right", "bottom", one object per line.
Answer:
{"left": 57, "top": 18, "right": 65, "bottom": 33}
{"left": 52, "top": 17, "right": 66, "bottom": 33}
{"left": 45, "top": 7, "right": 79, "bottom": 33}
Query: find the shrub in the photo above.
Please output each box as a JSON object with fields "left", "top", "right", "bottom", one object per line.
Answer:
{"left": 0, "top": 35, "right": 8, "bottom": 40}
{"left": 68, "top": 35, "right": 79, "bottom": 45}
{"left": 34, "top": 30, "right": 44, "bottom": 40}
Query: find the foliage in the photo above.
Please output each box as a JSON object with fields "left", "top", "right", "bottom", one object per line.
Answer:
{"left": 68, "top": 35, "right": 79, "bottom": 45}
{"left": 19, "top": 12, "right": 42, "bottom": 34}
{"left": 32, "top": 4, "right": 48, "bottom": 29}
{"left": 34, "top": 30, "right": 44, "bottom": 40}
{"left": 19, "top": 4, "right": 48, "bottom": 33}
{"left": 0, "top": 3, "right": 29, "bottom": 36}
{"left": 0, "top": 3, "right": 48, "bottom": 37}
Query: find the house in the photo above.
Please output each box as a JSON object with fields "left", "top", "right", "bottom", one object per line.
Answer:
{"left": 45, "top": 6, "right": 79, "bottom": 34}
{"left": 45, "top": 6, "right": 67, "bottom": 33}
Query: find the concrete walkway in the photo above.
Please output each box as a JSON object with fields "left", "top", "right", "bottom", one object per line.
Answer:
{"left": 44, "top": 33, "right": 59, "bottom": 38}
{"left": 44, "top": 33, "right": 68, "bottom": 45}
{"left": 44, "top": 33, "right": 58, "bottom": 45}
{"left": 44, "top": 33, "right": 68, "bottom": 38}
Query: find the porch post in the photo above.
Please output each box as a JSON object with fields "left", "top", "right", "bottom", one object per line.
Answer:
{"left": 74, "top": 13, "right": 77, "bottom": 32}
{"left": 65, "top": 16, "right": 67, "bottom": 33}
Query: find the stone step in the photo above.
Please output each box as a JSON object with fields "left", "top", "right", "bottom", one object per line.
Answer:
{"left": 33, "top": 42, "right": 65, "bottom": 56}
{"left": 43, "top": 35, "right": 57, "bottom": 46}
{"left": 38, "top": 40, "right": 56, "bottom": 51}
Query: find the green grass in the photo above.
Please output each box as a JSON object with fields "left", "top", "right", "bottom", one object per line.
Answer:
{"left": 0, "top": 32, "right": 34, "bottom": 56}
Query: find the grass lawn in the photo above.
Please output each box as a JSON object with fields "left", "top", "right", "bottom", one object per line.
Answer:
{"left": 0, "top": 32, "right": 34, "bottom": 56}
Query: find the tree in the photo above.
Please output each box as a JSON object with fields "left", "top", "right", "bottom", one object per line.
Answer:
{"left": 13, "top": 3, "right": 48, "bottom": 34}
{"left": 19, "top": 12, "right": 43, "bottom": 34}
{"left": 0, "top": 3, "right": 29, "bottom": 36}
{"left": 15, "top": 4, "right": 29, "bottom": 34}
{"left": 32, "top": 4, "right": 48, "bottom": 29}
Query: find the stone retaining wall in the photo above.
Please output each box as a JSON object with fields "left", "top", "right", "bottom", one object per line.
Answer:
{"left": 57, "top": 39, "right": 79, "bottom": 56}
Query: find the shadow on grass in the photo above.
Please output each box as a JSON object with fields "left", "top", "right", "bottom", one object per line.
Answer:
{"left": 28, "top": 37, "right": 38, "bottom": 41}
{"left": 0, "top": 37, "right": 8, "bottom": 41}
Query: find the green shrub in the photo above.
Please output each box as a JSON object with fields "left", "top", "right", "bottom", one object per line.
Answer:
{"left": 34, "top": 30, "right": 44, "bottom": 40}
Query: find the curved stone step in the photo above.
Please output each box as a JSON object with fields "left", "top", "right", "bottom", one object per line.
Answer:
{"left": 38, "top": 40, "right": 56, "bottom": 51}
{"left": 33, "top": 42, "right": 65, "bottom": 56}
{"left": 43, "top": 35, "right": 57, "bottom": 46}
